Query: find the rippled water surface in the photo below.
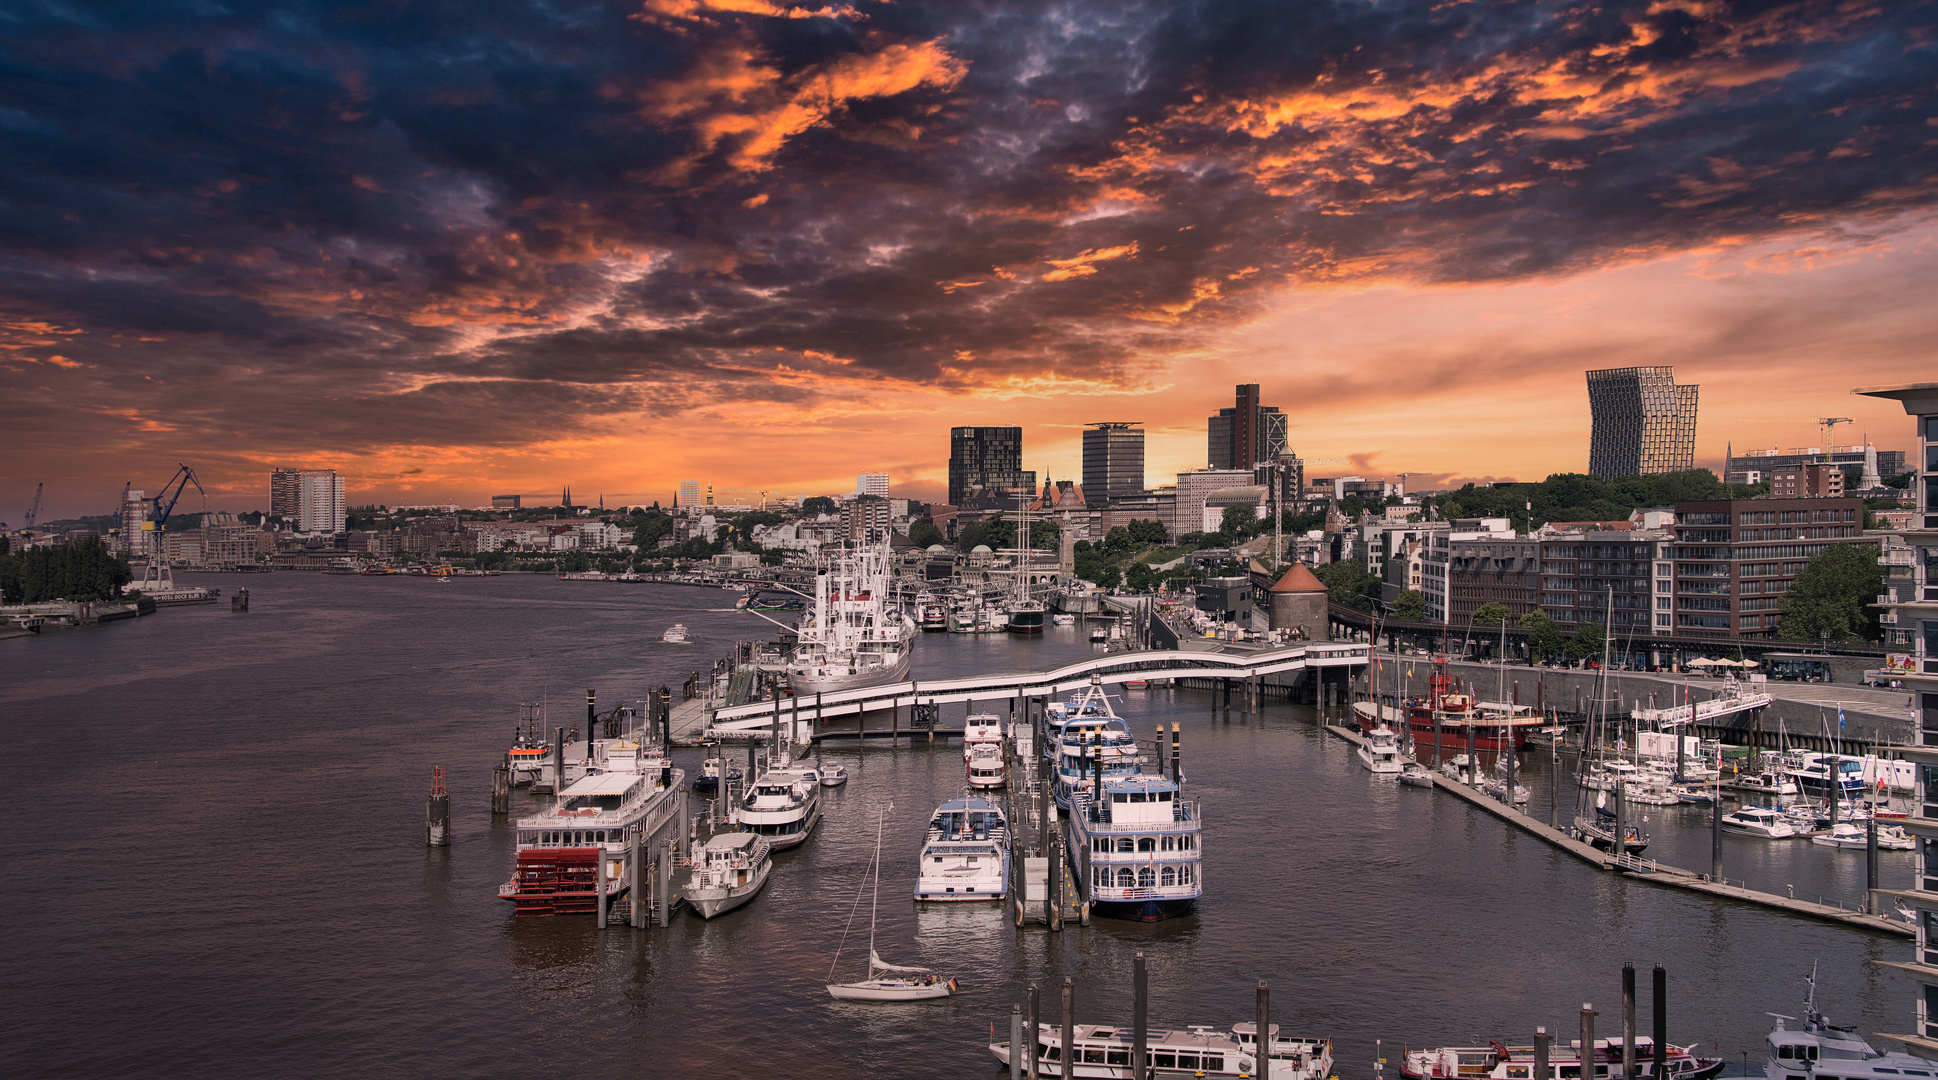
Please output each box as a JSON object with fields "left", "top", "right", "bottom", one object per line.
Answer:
{"left": 0, "top": 574, "right": 1917, "bottom": 1078}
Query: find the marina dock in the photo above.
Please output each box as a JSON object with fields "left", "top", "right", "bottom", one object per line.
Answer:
{"left": 1322, "top": 723, "right": 1912, "bottom": 938}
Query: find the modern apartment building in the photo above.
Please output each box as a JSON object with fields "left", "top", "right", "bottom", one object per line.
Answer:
{"left": 1585, "top": 366, "right": 1698, "bottom": 480}
{"left": 1174, "top": 469, "right": 1255, "bottom": 542}
{"left": 949, "top": 426, "right": 1031, "bottom": 506}
{"left": 1852, "top": 383, "right": 1938, "bottom": 1051}
{"left": 1666, "top": 497, "right": 1869, "bottom": 638}
{"left": 855, "top": 473, "right": 890, "bottom": 498}
{"left": 269, "top": 469, "right": 346, "bottom": 534}
{"left": 1207, "top": 384, "right": 1288, "bottom": 469}
{"left": 1446, "top": 536, "right": 1543, "bottom": 625}
{"left": 1538, "top": 531, "right": 1668, "bottom": 634}
{"left": 1769, "top": 464, "right": 1845, "bottom": 499}
{"left": 1081, "top": 423, "right": 1145, "bottom": 502}
{"left": 842, "top": 497, "right": 891, "bottom": 542}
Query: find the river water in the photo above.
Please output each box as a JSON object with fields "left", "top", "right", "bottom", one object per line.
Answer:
{"left": 0, "top": 575, "right": 1917, "bottom": 1078}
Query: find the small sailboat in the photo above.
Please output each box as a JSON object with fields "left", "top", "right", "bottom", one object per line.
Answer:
{"left": 827, "top": 808, "right": 956, "bottom": 1002}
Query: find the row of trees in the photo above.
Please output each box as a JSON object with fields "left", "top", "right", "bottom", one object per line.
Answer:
{"left": 0, "top": 537, "right": 134, "bottom": 604}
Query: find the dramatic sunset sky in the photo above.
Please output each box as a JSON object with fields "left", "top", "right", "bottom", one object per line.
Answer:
{"left": 3, "top": 0, "right": 1934, "bottom": 519}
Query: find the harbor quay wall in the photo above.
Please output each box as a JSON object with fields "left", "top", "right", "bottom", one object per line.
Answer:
{"left": 1343, "top": 659, "right": 1914, "bottom": 751}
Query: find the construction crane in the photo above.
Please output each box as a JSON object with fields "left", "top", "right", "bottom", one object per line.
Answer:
{"left": 1817, "top": 418, "right": 1853, "bottom": 464}
{"left": 24, "top": 482, "right": 43, "bottom": 529}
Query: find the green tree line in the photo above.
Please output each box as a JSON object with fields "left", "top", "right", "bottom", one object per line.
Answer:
{"left": 0, "top": 538, "right": 134, "bottom": 603}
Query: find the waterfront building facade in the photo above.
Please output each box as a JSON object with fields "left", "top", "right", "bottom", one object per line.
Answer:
{"left": 1585, "top": 366, "right": 1699, "bottom": 479}
{"left": 1853, "top": 383, "right": 1938, "bottom": 1051}
{"left": 949, "top": 426, "right": 1029, "bottom": 506}
{"left": 1665, "top": 497, "right": 1870, "bottom": 638}
{"left": 1207, "top": 384, "right": 1288, "bottom": 470}
{"left": 1082, "top": 423, "right": 1144, "bottom": 502}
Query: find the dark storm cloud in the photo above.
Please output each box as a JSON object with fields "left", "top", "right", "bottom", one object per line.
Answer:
{"left": 2, "top": 0, "right": 1934, "bottom": 458}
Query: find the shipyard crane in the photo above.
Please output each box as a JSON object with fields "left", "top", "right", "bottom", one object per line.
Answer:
{"left": 1817, "top": 418, "right": 1853, "bottom": 465}
{"left": 24, "top": 482, "right": 43, "bottom": 528}
{"left": 147, "top": 463, "right": 208, "bottom": 534}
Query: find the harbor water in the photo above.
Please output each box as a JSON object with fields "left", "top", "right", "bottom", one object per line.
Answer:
{"left": 1, "top": 575, "right": 1916, "bottom": 1078}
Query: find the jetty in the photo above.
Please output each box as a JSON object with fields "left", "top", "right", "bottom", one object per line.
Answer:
{"left": 678, "top": 641, "right": 1370, "bottom": 745}
{"left": 1322, "top": 723, "right": 1911, "bottom": 938}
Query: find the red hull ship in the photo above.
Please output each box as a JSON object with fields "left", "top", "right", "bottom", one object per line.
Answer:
{"left": 1405, "top": 663, "right": 1544, "bottom": 753}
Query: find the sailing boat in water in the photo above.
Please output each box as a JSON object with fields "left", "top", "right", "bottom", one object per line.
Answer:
{"left": 826, "top": 807, "right": 957, "bottom": 1002}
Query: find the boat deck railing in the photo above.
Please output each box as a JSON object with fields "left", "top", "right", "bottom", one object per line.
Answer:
{"left": 1086, "top": 802, "right": 1200, "bottom": 830}
{"left": 517, "top": 774, "right": 684, "bottom": 833}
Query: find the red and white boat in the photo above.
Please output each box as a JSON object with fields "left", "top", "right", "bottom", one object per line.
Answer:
{"left": 1405, "top": 662, "right": 1545, "bottom": 753}
{"left": 965, "top": 714, "right": 1007, "bottom": 789}
{"left": 1402, "top": 1037, "right": 1724, "bottom": 1080}
{"left": 499, "top": 731, "right": 685, "bottom": 917}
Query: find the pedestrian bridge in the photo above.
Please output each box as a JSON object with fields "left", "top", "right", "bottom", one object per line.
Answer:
{"left": 703, "top": 641, "right": 1369, "bottom": 739}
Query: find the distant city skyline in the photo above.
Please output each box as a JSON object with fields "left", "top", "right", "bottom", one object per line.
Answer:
{"left": 3, "top": 4, "right": 1935, "bottom": 521}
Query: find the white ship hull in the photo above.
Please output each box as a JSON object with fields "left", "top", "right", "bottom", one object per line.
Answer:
{"left": 788, "top": 645, "right": 912, "bottom": 695}
{"left": 685, "top": 858, "right": 772, "bottom": 918}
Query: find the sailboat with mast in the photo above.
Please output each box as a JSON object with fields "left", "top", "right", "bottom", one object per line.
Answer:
{"left": 827, "top": 807, "right": 957, "bottom": 1002}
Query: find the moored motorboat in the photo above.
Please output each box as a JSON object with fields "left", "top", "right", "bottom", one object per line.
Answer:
{"left": 819, "top": 761, "right": 848, "bottom": 787}
{"left": 914, "top": 795, "right": 1009, "bottom": 902}
{"left": 1399, "top": 762, "right": 1435, "bottom": 788}
{"left": 1812, "top": 821, "right": 1915, "bottom": 850}
{"left": 1720, "top": 805, "right": 1796, "bottom": 838}
{"left": 682, "top": 832, "right": 773, "bottom": 919}
{"left": 1356, "top": 722, "right": 1407, "bottom": 774}
{"left": 964, "top": 713, "right": 1007, "bottom": 789}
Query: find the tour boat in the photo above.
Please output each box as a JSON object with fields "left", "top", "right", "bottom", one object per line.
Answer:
{"left": 784, "top": 541, "right": 917, "bottom": 694}
{"left": 661, "top": 624, "right": 690, "bottom": 644}
{"left": 917, "top": 597, "right": 950, "bottom": 632}
{"left": 914, "top": 795, "right": 1009, "bottom": 902}
{"left": 964, "top": 714, "right": 1007, "bottom": 789}
{"left": 498, "top": 732, "right": 684, "bottom": 917}
{"left": 1720, "top": 805, "right": 1796, "bottom": 838}
{"left": 1051, "top": 679, "right": 1143, "bottom": 809}
{"left": 682, "top": 832, "right": 772, "bottom": 919}
{"left": 829, "top": 808, "right": 955, "bottom": 1001}
{"left": 1356, "top": 723, "right": 1407, "bottom": 774}
{"left": 734, "top": 761, "right": 822, "bottom": 849}
{"left": 1402, "top": 1037, "right": 1723, "bottom": 1080}
{"left": 992, "top": 1020, "right": 1332, "bottom": 1079}
{"left": 1068, "top": 770, "right": 1203, "bottom": 922}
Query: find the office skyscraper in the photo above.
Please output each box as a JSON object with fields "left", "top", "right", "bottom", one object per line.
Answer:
{"left": 1081, "top": 423, "right": 1145, "bottom": 502}
{"left": 949, "top": 426, "right": 1028, "bottom": 505}
{"left": 1207, "top": 384, "right": 1288, "bottom": 469}
{"left": 1585, "top": 367, "right": 1698, "bottom": 480}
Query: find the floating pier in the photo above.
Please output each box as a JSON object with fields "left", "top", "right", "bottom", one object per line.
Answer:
{"left": 1323, "top": 724, "right": 1912, "bottom": 938}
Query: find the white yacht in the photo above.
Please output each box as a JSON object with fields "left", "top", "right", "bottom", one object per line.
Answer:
{"left": 682, "top": 832, "right": 772, "bottom": 918}
{"left": 992, "top": 1021, "right": 1332, "bottom": 1079}
{"left": 1720, "top": 805, "right": 1797, "bottom": 839}
{"left": 1812, "top": 821, "right": 1915, "bottom": 850}
{"left": 499, "top": 731, "right": 684, "bottom": 917}
{"left": 1356, "top": 723, "right": 1407, "bottom": 775}
{"left": 735, "top": 761, "right": 822, "bottom": 849}
{"left": 1725, "top": 771, "right": 1799, "bottom": 799}
{"left": 784, "top": 541, "right": 917, "bottom": 694}
{"left": 964, "top": 714, "right": 1007, "bottom": 790}
{"left": 1762, "top": 972, "right": 1934, "bottom": 1080}
{"left": 819, "top": 761, "right": 848, "bottom": 787}
{"left": 661, "top": 623, "right": 690, "bottom": 644}
{"left": 914, "top": 796, "right": 1009, "bottom": 902}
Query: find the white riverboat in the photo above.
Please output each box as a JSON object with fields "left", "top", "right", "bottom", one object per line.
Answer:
{"left": 1720, "top": 805, "right": 1797, "bottom": 838}
{"left": 914, "top": 795, "right": 1009, "bottom": 902}
{"left": 1068, "top": 770, "right": 1202, "bottom": 922}
{"left": 1051, "top": 677, "right": 1142, "bottom": 809}
{"left": 785, "top": 541, "right": 916, "bottom": 695}
{"left": 499, "top": 732, "right": 685, "bottom": 917}
{"left": 661, "top": 623, "right": 690, "bottom": 643}
{"left": 965, "top": 714, "right": 1007, "bottom": 789}
{"left": 1356, "top": 723, "right": 1407, "bottom": 774}
{"left": 682, "top": 832, "right": 773, "bottom": 918}
{"left": 991, "top": 1020, "right": 1333, "bottom": 1079}
{"left": 734, "top": 761, "right": 822, "bottom": 849}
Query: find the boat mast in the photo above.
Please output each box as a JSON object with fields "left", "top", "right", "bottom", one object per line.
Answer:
{"left": 866, "top": 805, "right": 883, "bottom": 976}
